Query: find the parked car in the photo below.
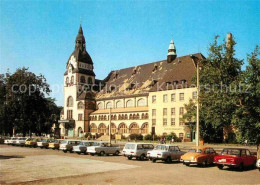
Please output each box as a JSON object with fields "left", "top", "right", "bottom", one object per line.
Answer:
{"left": 214, "top": 148, "right": 257, "bottom": 171}
{"left": 59, "top": 140, "right": 81, "bottom": 153}
{"left": 25, "top": 138, "right": 40, "bottom": 147}
{"left": 14, "top": 137, "right": 28, "bottom": 146}
{"left": 147, "top": 144, "right": 186, "bottom": 163}
{"left": 37, "top": 139, "right": 53, "bottom": 149}
{"left": 256, "top": 159, "right": 260, "bottom": 171}
{"left": 122, "top": 143, "right": 154, "bottom": 160}
{"left": 87, "top": 142, "right": 120, "bottom": 156}
{"left": 73, "top": 141, "right": 94, "bottom": 155}
{"left": 49, "top": 139, "right": 63, "bottom": 150}
{"left": 181, "top": 146, "right": 218, "bottom": 167}
{"left": 4, "top": 137, "right": 17, "bottom": 145}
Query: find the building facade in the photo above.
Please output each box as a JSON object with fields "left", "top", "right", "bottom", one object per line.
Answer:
{"left": 59, "top": 25, "right": 204, "bottom": 141}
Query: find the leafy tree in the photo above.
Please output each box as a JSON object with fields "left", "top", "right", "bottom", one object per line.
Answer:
{"left": 183, "top": 35, "right": 243, "bottom": 143}
{"left": 0, "top": 67, "right": 60, "bottom": 136}
{"left": 232, "top": 46, "right": 260, "bottom": 145}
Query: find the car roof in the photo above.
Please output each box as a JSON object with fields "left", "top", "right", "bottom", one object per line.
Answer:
{"left": 126, "top": 143, "right": 153, "bottom": 145}
{"left": 222, "top": 148, "right": 245, "bottom": 150}
{"left": 191, "top": 146, "right": 212, "bottom": 149}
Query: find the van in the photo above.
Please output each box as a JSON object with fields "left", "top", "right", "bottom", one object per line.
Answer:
{"left": 122, "top": 143, "right": 154, "bottom": 160}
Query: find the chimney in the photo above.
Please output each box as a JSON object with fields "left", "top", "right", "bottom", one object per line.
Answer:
{"left": 226, "top": 33, "right": 232, "bottom": 50}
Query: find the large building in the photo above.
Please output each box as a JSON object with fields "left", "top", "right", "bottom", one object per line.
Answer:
{"left": 59, "top": 25, "right": 204, "bottom": 141}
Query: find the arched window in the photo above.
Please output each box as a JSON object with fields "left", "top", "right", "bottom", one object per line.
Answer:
{"left": 129, "top": 123, "right": 140, "bottom": 134}
{"left": 88, "top": 77, "right": 93, "bottom": 84}
{"left": 136, "top": 114, "right": 140, "bottom": 119}
{"left": 141, "top": 113, "right": 144, "bottom": 119}
{"left": 106, "top": 102, "right": 112, "bottom": 109}
{"left": 98, "top": 123, "right": 107, "bottom": 134}
{"left": 90, "top": 123, "right": 97, "bottom": 133}
{"left": 67, "top": 96, "right": 73, "bottom": 107}
{"left": 126, "top": 99, "right": 134, "bottom": 107}
{"left": 66, "top": 77, "right": 69, "bottom": 86}
{"left": 118, "top": 123, "right": 127, "bottom": 134}
{"left": 78, "top": 102, "right": 84, "bottom": 109}
{"left": 80, "top": 76, "right": 86, "bottom": 83}
{"left": 141, "top": 123, "right": 148, "bottom": 134}
{"left": 111, "top": 123, "right": 117, "bottom": 134}
{"left": 129, "top": 114, "right": 133, "bottom": 120}
{"left": 125, "top": 114, "right": 128, "bottom": 120}
{"left": 137, "top": 98, "right": 146, "bottom": 107}
{"left": 116, "top": 101, "right": 123, "bottom": 108}
{"left": 71, "top": 76, "right": 74, "bottom": 84}
{"left": 133, "top": 114, "right": 136, "bottom": 119}
{"left": 97, "top": 102, "right": 104, "bottom": 109}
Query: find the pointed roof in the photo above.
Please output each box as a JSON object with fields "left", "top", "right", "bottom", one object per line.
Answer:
{"left": 168, "top": 39, "right": 176, "bottom": 50}
{"left": 76, "top": 24, "right": 85, "bottom": 43}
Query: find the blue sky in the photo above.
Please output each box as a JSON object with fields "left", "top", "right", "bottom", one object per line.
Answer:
{"left": 1, "top": 0, "right": 259, "bottom": 106}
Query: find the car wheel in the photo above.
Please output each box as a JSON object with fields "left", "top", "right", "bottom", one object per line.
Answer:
{"left": 77, "top": 152, "right": 81, "bottom": 155}
{"left": 218, "top": 165, "right": 224, "bottom": 170}
{"left": 139, "top": 154, "right": 145, "bottom": 161}
{"left": 202, "top": 161, "right": 207, "bottom": 167}
{"left": 238, "top": 163, "right": 244, "bottom": 171}
{"left": 69, "top": 150, "right": 73, "bottom": 153}
{"left": 152, "top": 159, "right": 157, "bottom": 163}
{"left": 84, "top": 151, "right": 88, "bottom": 155}
{"left": 100, "top": 151, "right": 105, "bottom": 156}
{"left": 90, "top": 153, "right": 95, "bottom": 156}
{"left": 185, "top": 163, "right": 190, "bottom": 167}
{"left": 63, "top": 150, "right": 67, "bottom": 153}
{"left": 127, "top": 156, "right": 132, "bottom": 160}
{"left": 166, "top": 157, "right": 172, "bottom": 163}
{"left": 114, "top": 151, "right": 120, "bottom": 156}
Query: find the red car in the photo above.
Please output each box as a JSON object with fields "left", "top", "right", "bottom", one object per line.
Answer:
{"left": 214, "top": 148, "right": 257, "bottom": 171}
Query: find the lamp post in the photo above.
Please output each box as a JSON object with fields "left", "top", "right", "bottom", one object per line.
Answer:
{"left": 196, "top": 60, "right": 200, "bottom": 147}
{"left": 109, "top": 108, "right": 111, "bottom": 145}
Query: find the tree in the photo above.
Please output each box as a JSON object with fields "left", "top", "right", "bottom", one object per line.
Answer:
{"left": 0, "top": 67, "right": 60, "bottom": 136}
{"left": 183, "top": 35, "right": 244, "bottom": 143}
{"left": 232, "top": 46, "right": 260, "bottom": 145}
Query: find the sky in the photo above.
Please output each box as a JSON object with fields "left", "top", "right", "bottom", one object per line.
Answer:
{"left": 0, "top": 0, "right": 259, "bottom": 106}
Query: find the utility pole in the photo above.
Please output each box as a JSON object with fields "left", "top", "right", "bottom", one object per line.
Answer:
{"left": 196, "top": 60, "right": 200, "bottom": 147}
{"left": 109, "top": 108, "right": 111, "bottom": 145}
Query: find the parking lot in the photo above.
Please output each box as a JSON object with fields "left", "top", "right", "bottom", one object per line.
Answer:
{"left": 0, "top": 144, "right": 259, "bottom": 185}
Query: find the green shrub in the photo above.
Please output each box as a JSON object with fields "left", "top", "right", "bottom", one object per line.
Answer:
{"left": 129, "top": 134, "right": 143, "bottom": 140}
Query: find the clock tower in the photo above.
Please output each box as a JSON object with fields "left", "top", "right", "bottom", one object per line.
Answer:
{"left": 60, "top": 24, "right": 96, "bottom": 137}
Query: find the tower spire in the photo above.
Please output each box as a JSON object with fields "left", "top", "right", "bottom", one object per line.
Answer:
{"left": 167, "top": 37, "right": 177, "bottom": 63}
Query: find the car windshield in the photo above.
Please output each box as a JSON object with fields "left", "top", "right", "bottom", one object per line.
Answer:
{"left": 155, "top": 145, "right": 168, "bottom": 150}
{"left": 124, "top": 144, "right": 136, "bottom": 149}
{"left": 19, "top": 138, "right": 26, "bottom": 140}
{"left": 12, "top": 138, "right": 17, "bottom": 140}
{"left": 188, "top": 149, "right": 202, "bottom": 153}
{"left": 221, "top": 149, "right": 240, "bottom": 156}
{"left": 84, "top": 142, "right": 93, "bottom": 146}
{"left": 61, "top": 140, "right": 68, "bottom": 144}
{"left": 93, "top": 142, "right": 100, "bottom": 146}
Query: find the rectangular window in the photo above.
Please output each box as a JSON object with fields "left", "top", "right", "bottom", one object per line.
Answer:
{"left": 163, "top": 108, "right": 167, "bottom": 116}
{"left": 171, "top": 118, "right": 175, "bottom": 126}
{"left": 67, "top": 110, "right": 73, "bottom": 119}
{"left": 186, "top": 132, "right": 191, "bottom": 138}
{"left": 171, "top": 108, "right": 175, "bottom": 116}
{"left": 171, "top": 93, "right": 176, "bottom": 102}
{"left": 152, "top": 95, "right": 156, "bottom": 103}
{"left": 192, "top": 91, "right": 197, "bottom": 99}
{"left": 179, "top": 107, "right": 184, "bottom": 115}
{"left": 152, "top": 109, "right": 156, "bottom": 117}
{"left": 152, "top": 119, "right": 156, "bottom": 126}
{"left": 179, "top": 133, "right": 184, "bottom": 139}
{"left": 179, "top": 93, "right": 184, "bottom": 101}
{"left": 179, "top": 119, "right": 184, "bottom": 126}
{"left": 78, "top": 114, "right": 83, "bottom": 121}
{"left": 163, "top": 118, "right": 167, "bottom": 126}
{"left": 163, "top": 94, "right": 168, "bottom": 103}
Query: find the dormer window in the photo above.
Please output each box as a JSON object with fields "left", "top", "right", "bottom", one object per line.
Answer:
{"left": 110, "top": 86, "right": 116, "bottom": 91}
{"left": 114, "top": 73, "right": 118, "bottom": 79}
{"left": 166, "top": 81, "right": 171, "bottom": 86}
{"left": 132, "top": 69, "right": 137, "bottom": 75}
{"left": 173, "top": 80, "right": 178, "bottom": 85}
{"left": 153, "top": 65, "right": 158, "bottom": 72}
{"left": 181, "top": 79, "right": 187, "bottom": 84}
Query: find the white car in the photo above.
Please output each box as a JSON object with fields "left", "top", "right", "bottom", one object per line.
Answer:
{"left": 147, "top": 144, "right": 186, "bottom": 163}
{"left": 87, "top": 142, "right": 120, "bottom": 156}
{"left": 4, "top": 137, "right": 17, "bottom": 145}
{"left": 122, "top": 143, "right": 154, "bottom": 160}
{"left": 59, "top": 140, "right": 81, "bottom": 153}
{"left": 256, "top": 159, "right": 260, "bottom": 171}
{"left": 14, "top": 137, "right": 28, "bottom": 146}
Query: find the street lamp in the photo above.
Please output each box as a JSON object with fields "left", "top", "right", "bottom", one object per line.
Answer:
{"left": 196, "top": 59, "right": 200, "bottom": 147}
{"left": 109, "top": 108, "right": 112, "bottom": 145}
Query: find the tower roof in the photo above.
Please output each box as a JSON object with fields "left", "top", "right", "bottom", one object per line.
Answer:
{"left": 168, "top": 39, "right": 176, "bottom": 50}
{"left": 76, "top": 24, "right": 85, "bottom": 43}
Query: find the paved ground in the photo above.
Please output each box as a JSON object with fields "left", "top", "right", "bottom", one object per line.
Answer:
{"left": 0, "top": 145, "right": 259, "bottom": 185}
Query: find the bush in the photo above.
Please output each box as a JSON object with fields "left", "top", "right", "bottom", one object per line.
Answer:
{"left": 129, "top": 134, "right": 143, "bottom": 140}
{"left": 165, "top": 132, "right": 182, "bottom": 142}
{"left": 144, "top": 134, "right": 160, "bottom": 141}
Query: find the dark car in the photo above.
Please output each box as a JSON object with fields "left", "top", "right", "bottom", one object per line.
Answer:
{"left": 214, "top": 148, "right": 257, "bottom": 171}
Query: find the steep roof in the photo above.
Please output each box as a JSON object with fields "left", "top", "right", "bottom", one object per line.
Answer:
{"left": 96, "top": 53, "right": 205, "bottom": 100}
